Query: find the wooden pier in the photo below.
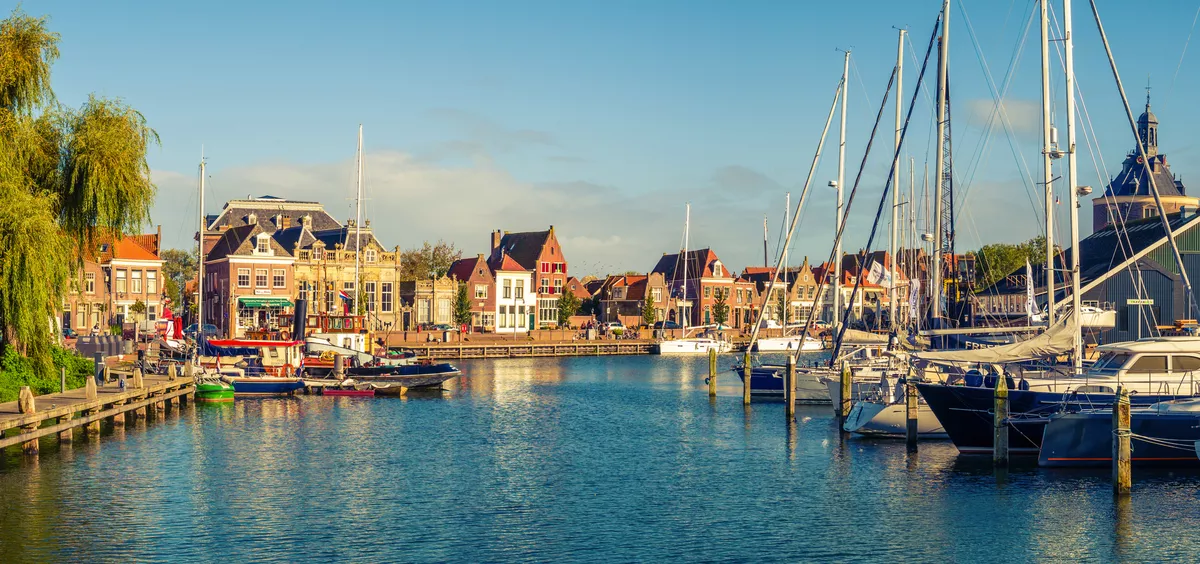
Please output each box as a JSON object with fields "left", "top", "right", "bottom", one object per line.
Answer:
{"left": 0, "top": 371, "right": 195, "bottom": 454}
{"left": 404, "top": 341, "right": 658, "bottom": 359}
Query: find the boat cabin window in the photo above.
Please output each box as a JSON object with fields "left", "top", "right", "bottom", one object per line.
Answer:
{"left": 1074, "top": 385, "right": 1115, "bottom": 394}
{"left": 1127, "top": 355, "right": 1167, "bottom": 373}
{"left": 1091, "top": 352, "right": 1131, "bottom": 371}
{"left": 1172, "top": 355, "right": 1200, "bottom": 372}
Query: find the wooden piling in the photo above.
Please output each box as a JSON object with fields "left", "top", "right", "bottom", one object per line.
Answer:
{"left": 993, "top": 375, "right": 1009, "bottom": 466}
{"left": 58, "top": 412, "right": 74, "bottom": 442}
{"left": 839, "top": 361, "right": 852, "bottom": 418}
{"left": 707, "top": 348, "right": 717, "bottom": 397}
{"left": 905, "top": 381, "right": 918, "bottom": 451}
{"left": 785, "top": 355, "right": 796, "bottom": 419}
{"left": 334, "top": 354, "right": 345, "bottom": 378}
{"left": 103, "top": 365, "right": 110, "bottom": 384}
{"left": 1113, "top": 386, "right": 1131, "bottom": 495}
{"left": 111, "top": 401, "right": 126, "bottom": 427}
{"left": 18, "top": 387, "right": 38, "bottom": 455}
{"left": 742, "top": 351, "right": 751, "bottom": 406}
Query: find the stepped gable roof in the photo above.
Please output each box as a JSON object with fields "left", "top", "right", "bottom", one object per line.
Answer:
{"left": 488, "top": 251, "right": 528, "bottom": 273}
{"left": 270, "top": 225, "right": 317, "bottom": 254}
{"left": 448, "top": 255, "right": 492, "bottom": 282}
{"left": 310, "top": 226, "right": 383, "bottom": 252}
{"left": 206, "top": 196, "right": 342, "bottom": 232}
{"left": 491, "top": 230, "right": 551, "bottom": 269}
{"left": 652, "top": 248, "right": 726, "bottom": 279}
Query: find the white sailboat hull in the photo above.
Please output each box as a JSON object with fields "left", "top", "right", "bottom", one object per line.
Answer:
{"left": 843, "top": 401, "right": 946, "bottom": 437}
{"left": 656, "top": 338, "right": 733, "bottom": 355}
{"left": 755, "top": 335, "right": 824, "bottom": 352}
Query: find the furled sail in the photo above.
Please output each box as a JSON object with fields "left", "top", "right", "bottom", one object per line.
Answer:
{"left": 913, "top": 312, "right": 1073, "bottom": 364}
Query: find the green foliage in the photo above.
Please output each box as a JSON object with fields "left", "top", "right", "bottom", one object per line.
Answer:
{"left": 775, "top": 290, "right": 786, "bottom": 323}
{"left": 0, "top": 9, "right": 156, "bottom": 375}
{"left": 974, "top": 236, "right": 1047, "bottom": 290}
{"left": 399, "top": 240, "right": 462, "bottom": 281}
{"left": 640, "top": 295, "right": 656, "bottom": 327}
{"left": 130, "top": 299, "right": 146, "bottom": 316}
{"left": 0, "top": 344, "right": 91, "bottom": 403}
{"left": 162, "top": 276, "right": 181, "bottom": 308}
{"left": 454, "top": 282, "right": 473, "bottom": 326}
{"left": 713, "top": 288, "right": 729, "bottom": 327}
{"left": 558, "top": 290, "right": 581, "bottom": 326}
{"left": 160, "top": 248, "right": 196, "bottom": 284}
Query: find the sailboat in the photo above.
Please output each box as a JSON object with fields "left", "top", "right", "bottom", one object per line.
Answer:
{"left": 192, "top": 154, "right": 236, "bottom": 402}
{"left": 755, "top": 193, "right": 825, "bottom": 353}
{"left": 656, "top": 204, "right": 732, "bottom": 355}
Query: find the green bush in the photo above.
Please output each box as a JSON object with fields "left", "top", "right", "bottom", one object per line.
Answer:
{"left": 0, "top": 344, "right": 93, "bottom": 403}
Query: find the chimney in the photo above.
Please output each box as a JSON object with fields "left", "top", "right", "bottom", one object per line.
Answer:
{"left": 301, "top": 215, "right": 311, "bottom": 228}
{"left": 491, "top": 229, "right": 503, "bottom": 253}
{"left": 156, "top": 225, "right": 162, "bottom": 254}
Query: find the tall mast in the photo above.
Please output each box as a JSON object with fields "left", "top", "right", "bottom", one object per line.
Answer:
{"left": 889, "top": 28, "right": 905, "bottom": 330}
{"left": 1040, "top": 0, "right": 1055, "bottom": 325}
{"left": 197, "top": 153, "right": 205, "bottom": 341}
{"left": 931, "top": 0, "right": 949, "bottom": 321}
{"left": 909, "top": 157, "right": 916, "bottom": 326}
{"left": 784, "top": 192, "right": 790, "bottom": 327}
{"left": 355, "top": 124, "right": 363, "bottom": 313}
{"left": 683, "top": 203, "right": 690, "bottom": 331}
{"left": 833, "top": 50, "right": 850, "bottom": 327}
{"left": 1063, "top": 0, "right": 1081, "bottom": 368}
{"left": 763, "top": 215, "right": 769, "bottom": 267}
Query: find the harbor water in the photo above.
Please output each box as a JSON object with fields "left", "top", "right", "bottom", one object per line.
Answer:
{"left": 1, "top": 355, "right": 1198, "bottom": 561}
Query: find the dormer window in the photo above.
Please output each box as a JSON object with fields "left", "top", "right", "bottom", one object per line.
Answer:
{"left": 256, "top": 234, "right": 271, "bottom": 254}
{"left": 365, "top": 248, "right": 377, "bottom": 263}
{"left": 713, "top": 262, "right": 723, "bottom": 277}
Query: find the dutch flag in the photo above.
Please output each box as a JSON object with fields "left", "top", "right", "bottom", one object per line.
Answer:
{"left": 339, "top": 290, "right": 352, "bottom": 302}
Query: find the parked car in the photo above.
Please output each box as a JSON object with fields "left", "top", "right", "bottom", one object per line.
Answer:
{"left": 601, "top": 321, "right": 625, "bottom": 330}
{"left": 652, "top": 320, "right": 681, "bottom": 329}
{"left": 430, "top": 324, "right": 458, "bottom": 332}
{"left": 184, "top": 323, "right": 219, "bottom": 339}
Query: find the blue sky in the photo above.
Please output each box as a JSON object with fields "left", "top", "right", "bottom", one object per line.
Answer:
{"left": 26, "top": 0, "right": 1200, "bottom": 275}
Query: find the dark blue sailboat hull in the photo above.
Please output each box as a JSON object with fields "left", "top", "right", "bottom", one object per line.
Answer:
{"left": 1039, "top": 411, "right": 1200, "bottom": 467}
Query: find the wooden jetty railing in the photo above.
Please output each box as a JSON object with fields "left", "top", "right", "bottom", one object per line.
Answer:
{"left": 403, "top": 341, "right": 658, "bottom": 359}
{"left": 0, "top": 370, "right": 195, "bottom": 454}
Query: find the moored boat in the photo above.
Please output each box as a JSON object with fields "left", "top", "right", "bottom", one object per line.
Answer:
{"left": 1039, "top": 399, "right": 1200, "bottom": 467}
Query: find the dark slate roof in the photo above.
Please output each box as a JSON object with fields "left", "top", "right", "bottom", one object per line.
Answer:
{"left": 490, "top": 230, "right": 550, "bottom": 270}
{"left": 448, "top": 255, "right": 492, "bottom": 282}
{"left": 204, "top": 224, "right": 297, "bottom": 261}
{"left": 651, "top": 248, "right": 724, "bottom": 280}
{"left": 207, "top": 197, "right": 342, "bottom": 232}
{"left": 310, "top": 227, "right": 384, "bottom": 252}
{"left": 1101, "top": 154, "right": 1185, "bottom": 197}
{"left": 271, "top": 225, "right": 317, "bottom": 255}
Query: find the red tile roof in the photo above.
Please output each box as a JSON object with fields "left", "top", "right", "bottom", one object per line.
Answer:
{"left": 488, "top": 251, "right": 527, "bottom": 273}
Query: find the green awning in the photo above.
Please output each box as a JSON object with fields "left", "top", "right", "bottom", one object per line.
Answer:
{"left": 237, "top": 296, "right": 293, "bottom": 308}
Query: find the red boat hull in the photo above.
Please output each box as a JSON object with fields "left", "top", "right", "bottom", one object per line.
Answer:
{"left": 321, "top": 388, "right": 375, "bottom": 397}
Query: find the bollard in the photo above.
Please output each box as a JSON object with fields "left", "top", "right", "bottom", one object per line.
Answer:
{"left": 839, "top": 361, "right": 852, "bottom": 419}
{"left": 1113, "top": 386, "right": 1131, "bottom": 495}
{"left": 61, "top": 367, "right": 66, "bottom": 394}
{"left": 905, "top": 381, "right": 918, "bottom": 451}
{"left": 18, "top": 386, "right": 38, "bottom": 454}
{"left": 707, "top": 348, "right": 717, "bottom": 397}
{"left": 742, "top": 351, "right": 752, "bottom": 406}
{"left": 993, "top": 375, "right": 1009, "bottom": 467}
{"left": 103, "top": 365, "right": 111, "bottom": 384}
{"left": 334, "top": 354, "right": 345, "bottom": 378}
{"left": 132, "top": 368, "right": 144, "bottom": 389}
{"left": 785, "top": 355, "right": 796, "bottom": 420}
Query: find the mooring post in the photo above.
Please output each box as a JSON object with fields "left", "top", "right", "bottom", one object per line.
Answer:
{"left": 1113, "top": 386, "right": 1131, "bottom": 495}
{"left": 742, "top": 351, "right": 752, "bottom": 405}
{"left": 905, "top": 381, "right": 918, "bottom": 451}
{"left": 993, "top": 375, "right": 1009, "bottom": 467}
{"left": 839, "top": 361, "right": 852, "bottom": 419}
{"left": 85, "top": 376, "right": 100, "bottom": 434}
{"left": 60, "top": 366, "right": 66, "bottom": 394}
{"left": 334, "top": 354, "right": 345, "bottom": 379}
{"left": 707, "top": 348, "right": 717, "bottom": 397}
{"left": 18, "top": 386, "right": 38, "bottom": 455}
{"left": 785, "top": 354, "right": 796, "bottom": 420}
{"left": 93, "top": 352, "right": 103, "bottom": 385}
{"left": 59, "top": 411, "right": 74, "bottom": 443}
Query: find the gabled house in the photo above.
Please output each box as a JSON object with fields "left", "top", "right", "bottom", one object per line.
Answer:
{"left": 64, "top": 228, "right": 165, "bottom": 334}
{"left": 651, "top": 248, "right": 736, "bottom": 327}
{"left": 203, "top": 224, "right": 296, "bottom": 338}
{"left": 448, "top": 254, "right": 497, "bottom": 331}
{"left": 488, "top": 251, "right": 536, "bottom": 333}
{"left": 596, "top": 273, "right": 669, "bottom": 326}
{"left": 489, "top": 227, "right": 567, "bottom": 327}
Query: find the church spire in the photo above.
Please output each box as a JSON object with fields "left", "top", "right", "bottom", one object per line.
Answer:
{"left": 1137, "top": 81, "right": 1158, "bottom": 157}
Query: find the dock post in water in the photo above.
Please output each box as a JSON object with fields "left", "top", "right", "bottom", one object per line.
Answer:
{"left": 993, "top": 375, "right": 1009, "bottom": 466}
{"left": 742, "top": 351, "right": 751, "bottom": 406}
{"left": 18, "top": 386, "right": 38, "bottom": 455}
{"left": 334, "top": 354, "right": 345, "bottom": 379}
{"left": 707, "top": 348, "right": 717, "bottom": 397}
{"left": 132, "top": 369, "right": 147, "bottom": 419}
{"left": 1113, "top": 386, "right": 1131, "bottom": 495}
{"left": 839, "top": 361, "right": 852, "bottom": 419}
{"left": 905, "top": 381, "right": 918, "bottom": 451}
{"left": 785, "top": 355, "right": 796, "bottom": 420}
{"left": 85, "top": 376, "right": 100, "bottom": 434}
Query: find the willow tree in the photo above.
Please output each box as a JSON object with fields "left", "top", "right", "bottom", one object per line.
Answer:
{"left": 0, "top": 9, "right": 157, "bottom": 372}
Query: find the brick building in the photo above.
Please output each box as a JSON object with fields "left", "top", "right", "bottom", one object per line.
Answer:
{"left": 489, "top": 227, "right": 567, "bottom": 327}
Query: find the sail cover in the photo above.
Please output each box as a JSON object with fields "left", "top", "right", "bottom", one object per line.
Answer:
{"left": 913, "top": 313, "right": 1074, "bottom": 364}
{"left": 840, "top": 328, "right": 891, "bottom": 345}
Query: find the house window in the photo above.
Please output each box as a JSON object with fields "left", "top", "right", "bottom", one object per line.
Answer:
{"left": 516, "top": 279, "right": 525, "bottom": 299}
{"left": 325, "top": 286, "right": 335, "bottom": 312}
{"left": 554, "top": 279, "right": 563, "bottom": 294}
{"left": 256, "top": 236, "right": 270, "bottom": 254}
{"left": 651, "top": 288, "right": 662, "bottom": 303}
{"left": 381, "top": 282, "right": 393, "bottom": 313}
{"left": 714, "top": 263, "right": 723, "bottom": 277}
{"left": 539, "top": 298, "right": 557, "bottom": 325}
{"left": 146, "top": 271, "right": 157, "bottom": 295}
{"left": 417, "top": 299, "right": 430, "bottom": 323}
{"left": 613, "top": 288, "right": 626, "bottom": 300}
{"left": 256, "top": 269, "right": 268, "bottom": 288}
{"left": 503, "top": 279, "right": 512, "bottom": 299}
{"left": 90, "top": 305, "right": 99, "bottom": 328}
{"left": 130, "top": 270, "right": 142, "bottom": 294}
{"left": 365, "top": 249, "right": 377, "bottom": 263}
{"left": 325, "top": 250, "right": 336, "bottom": 261}
{"left": 85, "top": 273, "right": 96, "bottom": 294}
{"left": 237, "top": 268, "right": 251, "bottom": 288}
{"left": 475, "top": 285, "right": 487, "bottom": 299}
{"left": 704, "top": 286, "right": 711, "bottom": 298}
{"left": 365, "top": 281, "right": 377, "bottom": 313}
{"left": 437, "top": 298, "right": 451, "bottom": 323}
{"left": 76, "top": 305, "right": 85, "bottom": 328}
{"left": 298, "top": 250, "right": 310, "bottom": 261}
{"left": 148, "top": 305, "right": 157, "bottom": 321}
{"left": 273, "top": 269, "right": 286, "bottom": 288}
{"left": 298, "top": 281, "right": 309, "bottom": 303}
{"left": 540, "top": 278, "right": 549, "bottom": 294}
{"left": 343, "top": 281, "right": 355, "bottom": 308}
{"left": 498, "top": 305, "right": 508, "bottom": 328}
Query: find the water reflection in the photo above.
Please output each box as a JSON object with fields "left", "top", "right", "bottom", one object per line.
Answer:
{"left": 0, "top": 356, "right": 1198, "bottom": 561}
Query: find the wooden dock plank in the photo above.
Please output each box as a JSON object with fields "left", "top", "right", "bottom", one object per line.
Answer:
{"left": 0, "top": 375, "right": 194, "bottom": 433}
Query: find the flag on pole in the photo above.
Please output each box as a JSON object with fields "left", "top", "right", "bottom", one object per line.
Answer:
{"left": 908, "top": 279, "right": 920, "bottom": 314}
{"left": 1025, "top": 259, "right": 1036, "bottom": 322}
{"left": 339, "top": 290, "right": 352, "bottom": 314}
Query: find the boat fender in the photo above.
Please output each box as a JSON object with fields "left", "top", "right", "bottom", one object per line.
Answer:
{"left": 280, "top": 330, "right": 290, "bottom": 341}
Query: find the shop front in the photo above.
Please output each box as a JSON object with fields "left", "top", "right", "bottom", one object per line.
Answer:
{"left": 235, "top": 296, "right": 294, "bottom": 338}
